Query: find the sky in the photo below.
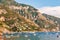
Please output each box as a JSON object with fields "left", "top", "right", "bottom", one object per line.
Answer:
{"left": 15, "top": 0, "right": 60, "bottom": 18}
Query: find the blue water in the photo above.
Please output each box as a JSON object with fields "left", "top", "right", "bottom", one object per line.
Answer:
{"left": 3, "top": 32, "right": 60, "bottom": 40}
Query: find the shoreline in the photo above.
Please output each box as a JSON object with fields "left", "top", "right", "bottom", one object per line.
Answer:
{"left": 3, "top": 31, "right": 60, "bottom": 34}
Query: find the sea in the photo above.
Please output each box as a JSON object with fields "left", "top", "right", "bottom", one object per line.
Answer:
{"left": 3, "top": 32, "right": 60, "bottom": 40}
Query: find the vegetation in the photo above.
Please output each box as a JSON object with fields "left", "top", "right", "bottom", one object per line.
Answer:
{"left": 0, "top": 0, "right": 59, "bottom": 33}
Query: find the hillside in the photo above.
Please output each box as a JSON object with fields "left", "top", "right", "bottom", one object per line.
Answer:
{"left": 0, "top": 5, "right": 40, "bottom": 32}
{"left": 0, "top": 0, "right": 59, "bottom": 34}
{"left": 42, "top": 13, "right": 60, "bottom": 24}
{"left": 42, "top": 13, "right": 60, "bottom": 30}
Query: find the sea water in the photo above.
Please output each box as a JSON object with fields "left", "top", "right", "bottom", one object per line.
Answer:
{"left": 3, "top": 32, "right": 60, "bottom": 40}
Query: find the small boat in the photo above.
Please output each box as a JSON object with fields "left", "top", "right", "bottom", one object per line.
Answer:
{"left": 57, "top": 35, "right": 59, "bottom": 38}
{"left": 56, "top": 33, "right": 60, "bottom": 38}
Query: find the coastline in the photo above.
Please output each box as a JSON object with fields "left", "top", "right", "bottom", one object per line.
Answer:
{"left": 3, "top": 31, "right": 60, "bottom": 34}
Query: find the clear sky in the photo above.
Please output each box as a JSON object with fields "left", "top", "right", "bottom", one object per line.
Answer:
{"left": 15, "top": 0, "right": 60, "bottom": 8}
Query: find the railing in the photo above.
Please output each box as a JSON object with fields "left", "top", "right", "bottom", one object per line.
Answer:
{"left": 2, "top": 33, "right": 20, "bottom": 40}
{"left": 0, "top": 35, "right": 4, "bottom": 40}
{"left": 0, "top": 35, "right": 18, "bottom": 40}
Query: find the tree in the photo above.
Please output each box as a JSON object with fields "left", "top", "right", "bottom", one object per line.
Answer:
{"left": 12, "top": 26, "right": 17, "bottom": 32}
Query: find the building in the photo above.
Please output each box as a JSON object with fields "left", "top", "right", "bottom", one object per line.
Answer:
{"left": 0, "top": 16, "right": 5, "bottom": 21}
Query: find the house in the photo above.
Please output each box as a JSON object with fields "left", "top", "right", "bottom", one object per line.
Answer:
{"left": 0, "top": 16, "right": 5, "bottom": 21}
{"left": 0, "top": 9, "right": 7, "bottom": 14}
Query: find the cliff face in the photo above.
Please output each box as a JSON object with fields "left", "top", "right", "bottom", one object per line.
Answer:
{"left": 0, "top": 0, "right": 59, "bottom": 33}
